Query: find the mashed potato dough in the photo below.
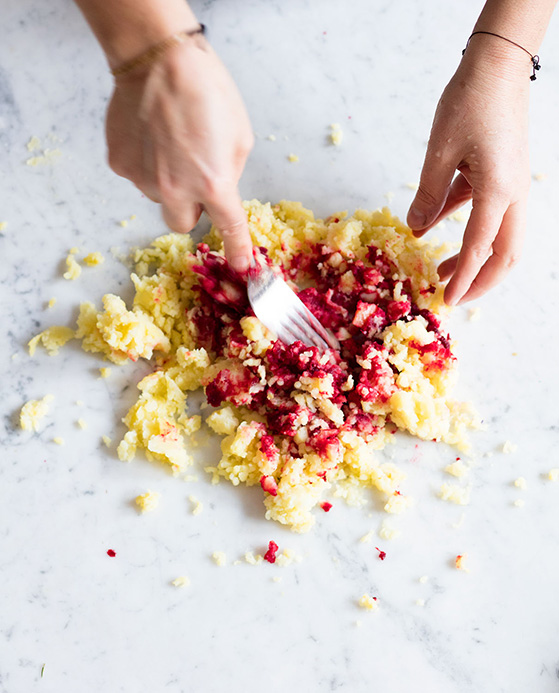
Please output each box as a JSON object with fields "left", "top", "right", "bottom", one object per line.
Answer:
{"left": 39, "top": 200, "right": 479, "bottom": 532}
{"left": 20, "top": 395, "right": 54, "bottom": 432}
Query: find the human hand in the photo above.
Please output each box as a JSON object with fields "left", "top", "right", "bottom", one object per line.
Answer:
{"left": 106, "top": 34, "right": 254, "bottom": 272}
{"left": 407, "top": 38, "right": 532, "bottom": 305}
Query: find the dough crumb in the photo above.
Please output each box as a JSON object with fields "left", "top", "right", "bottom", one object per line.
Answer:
{"left": 330, "top": 123, "right": 343, "bottom": 146}
{"left": 287, "top": 153, "right": 299, "bottom": 162}
{"left": 533, "top": 172, "right": 547, "bottom": 181}
{"left": 83, "top": 252, "right": 105, "bottom": 266}
{"left": 449, "top": 210, "right": 467, "bottom": 222}
{"left": 99, "top": 367, "right": 112, "bottom": 378}
{"left": 20, "top": 395, "right": 54, "bottom": 432}
{"left": 455, "top": 554, "right": 469, "bottom": 571}
{"left": 52, "top": 437, "right": 65, "bottom": 446}
{"left": 135, "top": 491, "right": 160, "bottom": 513}
{"left": 101, "top": 435, "right": 112, "bottom": 447}
{"left": 444, "top": 459, "right": 469, "bottom": 478}
{"left": 359, "top": 530, "right": 375, "bottom": 543}
{"left": 77, "top": 418, "right": 87, "bottom": 430}
{"left": 547, "top": 469, "right": 559, "bottom": 482}
{"left": 502, "top": 441, "right": 518, "bottom": 454}
{"left": 0, "top": 221, "right": 7, "bottom": 231}
{"left": 358, "top": 594, "right": 379, "bottom": 611}
{"left": 419, "top": 575, "right": 429, "bottom": 584}
{"left": 28, "top": 326, "right": 74, "bottom": 356}
{"left": 267, "top": 134, "right": 276, "bottom": 141}
{"left": 212, "top": 551, "right": 227, "bottom": 566}
{"left": 513, "top": 499, "right": 525, "bottom": 508}
{"left": 415, "top": 599, "right": 425, "bottom": 607}
{"left": 513, "top": 477, "right": 527, "bottom": 490}
{"left": 46, "top": 298, "right": 57, "bottom": 309}
{"left": 439, "top": 483, "right": 471, "bottom": 506}
{"left": 378, "top": 521, "right": 401, "bottom": 541}
{"left": 189, "top": 495, "right": 203, "bottom": 515}
{"left": 63, "top": 250, "right": 81, "bottom": 280}
{"left": 468, "top": 306, "right": 481, "bottom": 322}
{"left": 171, "top": 575, "right": 190, "bottom": 588}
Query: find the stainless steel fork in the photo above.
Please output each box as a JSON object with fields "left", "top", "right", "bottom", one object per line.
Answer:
{"left": 247, "top": 256, "right": 340, "bottom": 351}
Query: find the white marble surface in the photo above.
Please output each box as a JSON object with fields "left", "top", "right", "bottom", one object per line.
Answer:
{"left": 2, "top": 0, "right": 559, "bottom": 691}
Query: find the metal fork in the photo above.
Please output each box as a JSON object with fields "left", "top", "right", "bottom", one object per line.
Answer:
{"left": 247, "top": 256, "right": 340, "bottom": 351}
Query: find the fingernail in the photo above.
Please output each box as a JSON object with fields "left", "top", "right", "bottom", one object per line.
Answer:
{"left": 230, "top": 256, "right": 250, "bottom": 273}
{"left": 407, "top": 206, "right": 427, "bottom": 229}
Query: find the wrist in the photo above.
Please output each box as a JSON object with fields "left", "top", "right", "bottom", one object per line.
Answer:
{"left": 460, "top": 33, "right": 533, "bottom": 85}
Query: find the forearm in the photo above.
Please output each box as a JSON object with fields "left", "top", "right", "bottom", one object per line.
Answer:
{"left": 474, "top": 0, "right": 556, "bottom": 52}
{"left": 73, "top": 0, "right": 199, "bottom": 69}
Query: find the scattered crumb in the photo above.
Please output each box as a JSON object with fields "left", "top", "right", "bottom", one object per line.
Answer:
{"left": 171, "top": 575, "right": 190, "bottom": 588}
{"left": 355, "top": 620, "right": 363, "bottom": 627}
{"left": 135, "top": 490, "right": 160, "bottom": 513}
{"left": 183, "top": 474, "right": 199, "bottom": 482}
{"left": 63, "top": 249, "right": 81, "bottom": 280}
{"left": 384, "top": 191, "right": 395, "bottom": 204}
{"left": 358, "top": 594, "right": 379, "bottom": 611}
{"left": 455, "top": 554, "right": 469, "bottom": 571}
{"left": 359, "top": 530, "right": 375, "bottom": 544}
{"left": 439, "top": 483, "right": 471, "bottom": 506}
{"left": 26, "top": 149, "right": 61, "bottom": 166}
{"left": 378, "top": 520, "right": 401, "bottom": 540}
{"left": 275, "top": 548, "right": 302, "bottom": 567}
{"left": 419, "top": 575, "right": 429, "bottom": 584}
{"left": 444, "top": 460, "right": 469, "bottom": 478}
{"left": 533, "top": 172, "right": 547, "bottom": 181}
{"left": 468, "top": 307, "right": 481, "bottom": 322}
{"left": 548, "top": 469, "right": 559, "bottom": 482}
{"left": 272, "top": 576, "right": 282, "bottom": 583}
{"left": 415, "top": 599, "right": 425, "bottom": 607}
{"left": 212, "top": 551, "right": 227, "bottom": 566}
{"left": 189, "top": 495, "right": 203, "bottom": 516}
{"left": 83, "top": 251, "right": 105, "bottom": 266}
{"left": 449, "top": 210, "right": 468, "bottom": 222}
{"left": 384, "top": 493, "right": 412, "bottom": 514}
{"left": 244, "top": 551, "right": 263, "bottom": 565}
{"left": 451, "top": 512, "right": 466, "bottom": 529}
{"left": 75, "top": 400, "right": 84, "bottom": 407}
{"left": 267, "top": 134, "right": 276, "bottom": 142}
{"left": 0, "top": 221, "right": 7, "bottom": 231}
{"left": 46, "top": 298, "right": 57, "bottom": 309}
{"left": 405, "top": 182, "right": 418, "bottom": 190}
{"left": 11, "top": 353, "right": 19, "bottom": 361}
{"left": 99, "top": 367, "right": 112, "bottom": 378}
{"left": 330, "top": 123, "right": 343, "bottom": 146}
{"left": 513, "top": 499, "right": 525, "bottom": 508}
{"left": 118, "top": 220, "right": 128, "bottom": 228}
{"left": 20, "top": 395, "right": 54, "bottom": 432}
{"left": 502, "top": 441, "right": 518, "bottom": 454}
{"left": 101, "top": 435, "right": 112, "bottom": 447}
{"left": 28, "top": 326, "right": 74, "bottom": 356}
{"left": 52, "top": 437, "right": 65, "bottom": 446}
{"left": 77, "top": 418, "right": 87, "bottom": 430}
{"left": 514, "top": 477, "right": 527, "bottom": 490}
{"left": 287, "top": 153, "right": 299, "bottom": 163}
{"left": 27, "top": 135, "right": 41, "bottom": 152}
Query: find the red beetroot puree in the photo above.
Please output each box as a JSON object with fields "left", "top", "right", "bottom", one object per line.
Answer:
{"left": 191, "top": 241, "right": 454, "bottom": 465}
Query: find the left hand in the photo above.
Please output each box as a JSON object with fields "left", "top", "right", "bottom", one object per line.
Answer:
{"left": 407, "top": 38, "right": 532, "bottom": 305}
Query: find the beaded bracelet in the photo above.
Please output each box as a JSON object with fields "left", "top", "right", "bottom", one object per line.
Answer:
{"left": 111, "top": 24, "right": 206, "bottom": 77}
{"left": 462, "top": 30, "right": 541, "bottom": 81}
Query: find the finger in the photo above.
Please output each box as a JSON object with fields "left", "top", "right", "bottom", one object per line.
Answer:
{"left": 162, "top": 201, "right": 203, "bottom": 234}
{"left": 414, "top": 172, "right": 473, "bottom": 238}
{"left": 437, "top": 253, "right": 459, "bottom": 282}
{"left": 443, "top": 195, "right": 508, "bottom": 306}
{"left": 407, "top": 145, "right": 457, "bottom": 232}
{"left": 203, "top": 191, "right": 252, "bottom": 273}
{"left": 456, "top": 201, "right": 525, "bottom": 304}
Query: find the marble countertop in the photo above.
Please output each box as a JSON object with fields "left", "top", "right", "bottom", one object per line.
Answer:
{"left": 2, "top": 0, "right": 559, "bottom": 691}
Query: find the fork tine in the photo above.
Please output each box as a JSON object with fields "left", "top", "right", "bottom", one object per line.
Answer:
{"left": 276, "top": 315, "right": 313, "bottom": 346}
{"left": 292, "top": 303, "right": 339, "bottom": 350}
{"left": 288, "top": 311, "right": 330, "bottom": 349}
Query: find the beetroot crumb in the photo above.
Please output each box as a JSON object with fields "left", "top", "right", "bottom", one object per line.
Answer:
{"left": 107, "top": 549, "right": 116, "bottom": 557}
{"left": 375, "top": 546, "right": 387, "bottom": 561}
{"left": 264, "top": 541, "right": 279, "bottom": 564}
{"left": 320, "top": 501, "right": 333, "bottom": 512}
{"left": 260, "top": 475, "right": 278, "bottom": 496}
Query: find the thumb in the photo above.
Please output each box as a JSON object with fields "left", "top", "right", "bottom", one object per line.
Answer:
{"left": 408, "top": 147, "right": 456, "bottom": 234}
{"left": 204, "top": 191, "right": 252, "bottom": 273}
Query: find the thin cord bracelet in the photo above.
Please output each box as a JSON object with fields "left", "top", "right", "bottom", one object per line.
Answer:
{"left": 111, "top": 24, "right": 206, "bottom": 77}
{"left": 462, "top": 30, "right": 541, "bottom": 81}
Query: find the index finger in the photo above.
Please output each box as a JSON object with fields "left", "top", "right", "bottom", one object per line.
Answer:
{"left": 444, "top": 195, "right": 508, "bottom": 305}
{"left": 204, "top": 190, "right": 252, "bottom": 273}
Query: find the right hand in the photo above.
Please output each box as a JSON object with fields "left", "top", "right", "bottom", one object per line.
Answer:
{"left": 106, "top": 32, "right": 254, "bottom": 273}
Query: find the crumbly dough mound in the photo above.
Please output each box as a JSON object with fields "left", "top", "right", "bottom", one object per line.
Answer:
{"left": 59, "top": 200, "right": 480, "bottom": 532}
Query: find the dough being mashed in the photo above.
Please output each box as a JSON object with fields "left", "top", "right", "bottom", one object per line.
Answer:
{"left": 37, "top": 200, "right": 480, "bottom": 532}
